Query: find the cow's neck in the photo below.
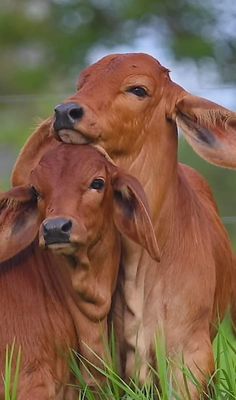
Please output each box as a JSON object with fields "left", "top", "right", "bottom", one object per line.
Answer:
{"left": 69, "top": 225, "right": 121, "bottom": 321}
{"left": 114, "top": 121, "right": 179, "bottom": 225}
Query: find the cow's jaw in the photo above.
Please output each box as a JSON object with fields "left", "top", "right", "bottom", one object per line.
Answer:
{"left": 56, "top": 129, "right": 92, "bottom": 145}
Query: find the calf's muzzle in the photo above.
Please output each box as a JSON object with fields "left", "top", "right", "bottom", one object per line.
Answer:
{"left": 43, "top": 218, "right": 72, "bottom": 245}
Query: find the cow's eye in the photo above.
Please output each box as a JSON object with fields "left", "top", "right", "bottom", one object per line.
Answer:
{"left": 90, "top": 178, "right": 105, "bottom": 191}
{"left": 31, "top": 186, "right": 41, "bottom": 199}
{"left": 127, "top": 86, "right": 148, "bottom": 98}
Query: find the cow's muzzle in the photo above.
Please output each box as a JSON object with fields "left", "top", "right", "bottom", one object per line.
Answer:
{"left": 39, "top": 216, "right": 88, "bottom": 254}
{"left": 53, "top": 103, "right": 84, "bottom": 132}
{"left": 42, "top": 217, "right": 72, "bottom": 245}
{"left": 53, "top": 102, "right": 93, "bottom": 144}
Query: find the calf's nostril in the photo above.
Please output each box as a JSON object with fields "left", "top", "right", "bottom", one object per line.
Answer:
{"left": 68, "top": 106, "right": 84, "bottom": 121}
{"left": 61, "top": 220, "right": 72, "bottom": 233}
{"left": 43, "top": 223, "right": 49, "bottom": 235}
{"left": 43, "top": 218, "right": 72, "bottom": 236}
{"left": 54, "top": 104, "right": 61, "bottom": 113}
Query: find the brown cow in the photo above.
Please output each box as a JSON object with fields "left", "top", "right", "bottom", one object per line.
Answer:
{"left": 11, "top": 53, "right": 236, "bottom": 398}
{"left": 0, "top": 142, "right": 158, "bottom": 396}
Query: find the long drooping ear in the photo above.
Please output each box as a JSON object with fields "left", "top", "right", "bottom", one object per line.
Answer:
{"left": 112, "top": 172, "right": 160, "bottom": 262}
{"left": 174, "top": 94, "right": 236, "bottom": 169}
{"left": 11, "top": 118, "right": 57, "bottom": 186}
{"left": 0, "top": 186, "right": 40, "bottom": 262}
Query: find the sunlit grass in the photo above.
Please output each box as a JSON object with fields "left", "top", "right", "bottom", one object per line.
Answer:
{"left": 2, "top": 319, "right": 236, "bottom": 399}
{"left": 70, "top": 318, "right": 236, "bottom": 400}
{"left": 4, "top": 341, "right": 21, "bottom": 400}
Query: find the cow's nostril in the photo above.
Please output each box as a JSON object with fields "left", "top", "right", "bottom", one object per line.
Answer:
{"left": 61, "top": 220, "right": 72, "bottom": 233}
{"left": 68, "top": 106, "right": 84, "bottom": 121}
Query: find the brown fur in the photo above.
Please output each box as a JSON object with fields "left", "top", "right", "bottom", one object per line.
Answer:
{"left": 0, "top": 240, "right": 78, "bottom": 400}
{"left": 1, "top": 143, "right": 158, "bottom": 397}
{"left": 11, "top": 53, "right": 236, "bottom": 399}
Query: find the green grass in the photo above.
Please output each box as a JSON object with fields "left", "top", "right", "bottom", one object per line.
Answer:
{"left": 2, "top": 319, "right": 236, "bottom": 399}
{"left": 69, "top": 319, "right": 236, "bottom": 400}
{"left": 4, "top": 341, "right": 21, "bottom": 400}
{"left": 213, "top": 319, "right": 236, "bottom": 399}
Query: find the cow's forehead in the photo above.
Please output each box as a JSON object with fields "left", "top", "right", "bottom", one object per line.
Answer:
{"left": 78, "top": 53, "right": 170, "bottom": 87}
{"left": 33, "top": 144, "right": 109, "bottom": 185}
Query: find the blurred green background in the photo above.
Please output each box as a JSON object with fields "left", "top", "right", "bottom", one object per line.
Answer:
{"left": 0, "top": 0, "right": 235, "bottom": 246}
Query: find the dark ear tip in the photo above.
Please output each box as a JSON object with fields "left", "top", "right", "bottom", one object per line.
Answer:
{"left": 154, "top": 253, "right": 161, "bottom": 263}
{"left": 149, "top": 243, "right": 161, "bottom": 262}
{"left": 148, "top": 252, "right": 160, "bottom": 262}
{"left": 227, "top": 117, "right": 236, "bottom": 130}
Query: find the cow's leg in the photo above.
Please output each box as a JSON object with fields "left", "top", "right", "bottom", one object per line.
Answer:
{"left": 18, "top": 373, "right": 59, "bottom": 400}
{"left": 110, "top": 280, "right": 126, "bottom": 377}
{"left": 123, "top": 286, "right": 151, "bottom": 384}
{"left": 169, "top": 332, "right": 214, "bottom": 400}
{"left": 125, "top": 324, "right": 150, "bottom": 383}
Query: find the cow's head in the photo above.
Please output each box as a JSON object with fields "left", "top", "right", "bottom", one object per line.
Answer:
{"left": 53, "top": 53, "right": 236, "bottom": 168}
{"left": 0, "top": 144, "right": 159, "bottom": 264}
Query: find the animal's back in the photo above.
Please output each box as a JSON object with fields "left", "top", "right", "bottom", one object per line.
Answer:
{"left": 178, "top": 163, "right": 233, "bottom": 331}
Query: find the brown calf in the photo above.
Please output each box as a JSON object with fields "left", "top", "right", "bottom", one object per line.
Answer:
{"left": 1, "top": 143, "right": 158, "bottom": 394}
{"left": 12, "top": 53, "right": 236, "bottom": 398}
{"left": 0, "top": 235, "right": 77, "bottom": 398}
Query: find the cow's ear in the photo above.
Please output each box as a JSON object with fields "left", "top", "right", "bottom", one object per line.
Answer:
{"left": 112, "top": 172, "right": 160, "bottom": 262}
{"left": 173, "top": 94, "right": 236, "bottom": 169}
{"left": 11, "top": 118, "right": 55, "bottom": 186}
{"left": 0, "top": 186, "right": 40, "bottom": 262}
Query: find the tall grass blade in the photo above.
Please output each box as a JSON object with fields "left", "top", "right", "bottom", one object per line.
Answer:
{"left": 4, "top": 340, "right": 21, "bottom": 400}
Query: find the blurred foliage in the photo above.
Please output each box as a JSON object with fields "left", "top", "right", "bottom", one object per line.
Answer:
{"left": 0, "top": 0, "right": 235, "bottom": 244}
{"left": 0, "top": 0, "right": 236, "bottom": 95}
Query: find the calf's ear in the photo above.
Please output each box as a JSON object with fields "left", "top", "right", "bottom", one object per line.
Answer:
{"left": 11, "top": 118, "right": 55, "bottom": 186}
{"left": 173, "top": 94, "right": 236, "bottom": 169}
{"left": 0, "top": 186, "right": 40, "bottom": 262}
{"left": 112, "top": 173, "right": 160, "bottom": 262}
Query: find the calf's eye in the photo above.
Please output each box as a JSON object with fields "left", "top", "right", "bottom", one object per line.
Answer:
{"left": 90, "top": 178, "right": 105, "bottom": 191}
{"left": 127, "top": 86, "right": 148, "bottom": 98}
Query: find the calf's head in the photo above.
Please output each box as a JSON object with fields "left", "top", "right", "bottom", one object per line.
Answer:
{"left": 0, "top": 144, "right": 159, "bottom": 266}
{"left": 53, "top": 53, "right": 236, "bottom": 168}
